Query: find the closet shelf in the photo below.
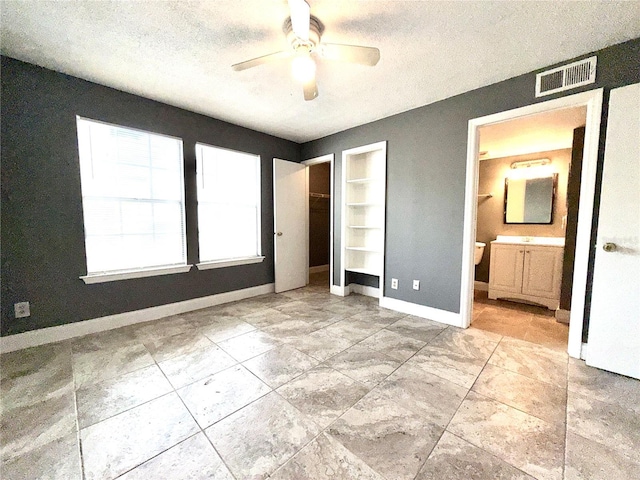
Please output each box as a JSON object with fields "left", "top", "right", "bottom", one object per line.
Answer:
{"left": 347, "top": 177, "right": 378, "bottom": 184}
{"left": 477, "top": 193, "right": 493, "bottom": 198}
{"left": 346, "top": 246, "right": 381, "bottom": 252}
{"left": 346, "top": 267, "right": 380, "bottom": 276}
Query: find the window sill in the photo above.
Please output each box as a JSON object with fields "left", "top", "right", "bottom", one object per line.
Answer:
{"left": 196, "top": 256, "right": 265, "bottom": 270}
{"left": 80, "top": 265, "right": 192, "bottom": 284}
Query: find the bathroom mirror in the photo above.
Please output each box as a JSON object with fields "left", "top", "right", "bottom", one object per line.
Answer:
{"left": 504, "top": 174, "right": 556, "bottom": 224}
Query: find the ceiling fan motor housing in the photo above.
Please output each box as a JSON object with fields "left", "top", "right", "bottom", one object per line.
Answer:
{"left": 284, "top": 15, "right": 324, "bottom": 51}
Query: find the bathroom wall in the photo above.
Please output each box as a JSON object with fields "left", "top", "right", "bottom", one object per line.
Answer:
{"left": 308, "top": 163, "right": 330, "bottom": 268}
{"left": 475, "top": 149, "right": 571, "bottom": 283}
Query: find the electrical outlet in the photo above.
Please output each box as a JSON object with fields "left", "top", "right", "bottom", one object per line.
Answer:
{"left": 391, "top": 278, "right": 398, "bottom": 290}
{"left": 14, "top": 302, "right": 30, "bottom": 318}
{"left": 413, "top": 280, "right": 420, "bottom": 290}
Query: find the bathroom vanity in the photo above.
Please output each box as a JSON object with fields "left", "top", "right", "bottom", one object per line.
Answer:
{"left": 488, "top": 236, "right": 564, "bottom": 310}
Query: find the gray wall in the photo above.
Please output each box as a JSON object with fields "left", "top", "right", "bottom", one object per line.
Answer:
{"left": 476, "top": 149, "right": 571, "bottom": 283}
{"left": 302, "top": 38, "right": 640, "bottom": 314}
{"left": 1, "top": 56, "right": 300, "bottom": 336}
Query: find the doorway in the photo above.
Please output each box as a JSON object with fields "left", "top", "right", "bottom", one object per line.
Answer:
{"left": 303, "top": 154, "right": 335, "bottom": 292}
{"left": 470, "top": 106, "right": 587, "bottom": 350}
{"left": 460, "top": 89, "right": 604, "bottom": 359}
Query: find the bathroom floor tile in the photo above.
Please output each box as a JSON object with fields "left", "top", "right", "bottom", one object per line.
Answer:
{"left": 323, "top": 318, "right": 383, "bottom": 343}
{"left": 277, "top": 366, "right": 369, "bottom": 429}
{"left": 270, "top": 432, "right": 385, "bottom": 480}
{"left": 377, "top": 363, "right": 468, "bottom": 428}
{"left": 567, "top": 389, "right": 640, "bottom": 463}
{"left": 72, "top": 341, "right": 154, "bottom": 388}
{"left": 289, "top": 329, "right": 355, "bottom": 361}
{"left": 142, "top": 329, "right": 212, "bottom": 363}
{"left": 472, "top": 363, "right": 567, "bottom": 425}
{"left": 1, "top": 431, "right": 82, "bottom": 480}
{"left": 216, "top": 329, "right": 280, "bottom": 362}
{"left": 327, "top": 389, "right": 443, "bottom": 480}
{"left": 324, "top": 343, "right": 401, "bottom": 388}
{"left": 358, "top": 329, "right": 426, "bottom": 361}
{"left": 198, "top": 317, "right": 257, "bottom": 343}
{"left": 564, "top": 431, "right": 640, "bottom": 480}
{"left": 1, "top": 391, "right": 76, "bottom": 461}
{"left": 80, "top": 393, "right": 199, "bottom": 480}
{"left": 177, "top": 364, "right": 271, "bottom": 428}
{"left": 448, "top": 391, "right": 564, "bottom": 480}
{"left": 488, "top": 336, "right": 568, "bottom": 388}
{"left": 385, "top": 315, "right": 446, "bottom": 342}
{"left": 416, "top": 431, "right": 535, "bottom": 480}
{"left": 242, "top": 344, "right": 319, "bottom": 388}
{"left": 76, "top": 364, "right": 173, "bottom": 428}
{"left": 158, "top": 343, "right": 237, "bottom": 389}
{"left": 206, "top": 392, "right": 321, "bottom": 479}
{"left": 118, "top": 433, "right": 234, "bottom": 480}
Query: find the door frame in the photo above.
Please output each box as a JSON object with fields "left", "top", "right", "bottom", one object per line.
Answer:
{"left": 302, "top": 154, "right": 335, "bottom": 287}
{"left": 460, "top": 88, "right": 604, "bottom": 359}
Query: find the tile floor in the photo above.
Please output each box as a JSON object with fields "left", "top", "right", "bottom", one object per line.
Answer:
{"left": 1, "top": 273, "right": 639, "bottom": 479}
{"left": 472, "top": 290, "right": 569, "bottom": 351}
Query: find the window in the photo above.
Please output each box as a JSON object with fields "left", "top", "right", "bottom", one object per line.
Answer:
{"left": 76, "top": 117, "right": 188, "bottom": 282}
{"left": 195, "top": 144, "right": 263, "bottom": 268}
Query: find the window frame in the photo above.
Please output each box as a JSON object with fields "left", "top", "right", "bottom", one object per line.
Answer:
{"left": 76, "top": 116, "right": 191, "bottom": 284}
{"left": 194, "top": 142, "right": 265, "bottom": 270}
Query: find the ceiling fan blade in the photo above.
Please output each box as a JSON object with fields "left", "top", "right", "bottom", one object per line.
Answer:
{"left": 320, "top": 43, "right": 380, "bottom": 66}
{"left": 288, "top": 0, "right": 310, "bottom": 40}
{"left": 303, "top": 77, "right": 318, "bottom": 101}
{"left": 232, "top": 51, "right": 291, "bottom": 71}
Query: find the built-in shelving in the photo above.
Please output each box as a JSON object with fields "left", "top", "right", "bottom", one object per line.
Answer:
{"left": 340, "top": 141, "right": 387, "bottom": 294}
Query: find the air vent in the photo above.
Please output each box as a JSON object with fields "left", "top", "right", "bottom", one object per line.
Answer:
{"left": 535, "top": 56, "right": 597, "bottom": 97}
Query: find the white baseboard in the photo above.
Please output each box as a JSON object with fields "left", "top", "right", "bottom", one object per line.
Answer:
{"left": 349, "top": 284, "right": 379, "bottom": 298}
{"left": 309, "top": 264, "right": 330, "bottom": 274}
{"left": 0, "top": 283, "right": 275, "bottom": 354}
{"left": 474, "top": 281, "right": 489, "bottom": 292}
{"left": 330, "top": 285, "right": 350, "bottom": 296}
{"left": 580, "top": 342, "right": 588, "bottom": 360}
{"left": 380, "top": 296, "right": 462, "bottom": 327}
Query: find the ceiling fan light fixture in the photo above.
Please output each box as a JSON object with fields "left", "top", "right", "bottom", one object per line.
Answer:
{"left": 291, "top": 53, "right": 316, "bottom": 83}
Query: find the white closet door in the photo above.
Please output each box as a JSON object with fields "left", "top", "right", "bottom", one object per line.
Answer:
{"left": 273, "top": 158, "right": 307, "bottom": 293}
{"left": 586, "top": 83, "right": 640, "bottom": 379}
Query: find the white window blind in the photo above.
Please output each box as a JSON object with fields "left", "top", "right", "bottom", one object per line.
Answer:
{"left": 76, "top": 117, "right": 187, "bottom": 275}
{"left": 196, "top": 144, "right": 261, "bottom": 263}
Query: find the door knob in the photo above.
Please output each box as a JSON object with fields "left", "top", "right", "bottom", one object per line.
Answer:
{"left": 276, "top": 232, "right": 283, "bottom": 236}
{"left": 603, "top": 242, "right": 617, "bottom": 252}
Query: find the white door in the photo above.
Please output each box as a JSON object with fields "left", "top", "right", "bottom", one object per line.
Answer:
{"left": 273, "top": 158, "right": 307, "bottom": 293}
{"left": 586, "top": 83, "right": 640, "bottom": 379}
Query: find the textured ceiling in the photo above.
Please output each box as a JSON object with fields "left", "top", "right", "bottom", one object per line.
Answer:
{"left": 479, "top": 106, "right": 587, "bottom": 160}
{"left": 1, "top": 1, "right": 639, "bottom": 143}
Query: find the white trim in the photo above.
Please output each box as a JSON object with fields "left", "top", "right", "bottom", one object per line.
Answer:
{"left": 580, "top": 343, "right": 588, "bottom": 360}
{"left": 0, "top": 283, "right": 275, "bottom": 354}
{"left": 461, "top": 88, "right": 603, "bottom": 360}
{"left": 80, "top": 264, "right": 192, "bottom": 284}
{"left": 474, "top": 281, "right": 489, "bottom": 292}
{"left": 196, "top": 256, "right": 265, "bottom": 270}
{"left": 380, "top": 296, "right": 462, "bottom": 327}
{"left": 303, "top": 154, "right": 335, "bottom": 290}
{"left": 309, "top": 264, "right": 330, "bottom": 274}
{"left": 330, "top": 285, "right": 350, "bottom": 296}
{"left": 349, "top": 284, "right": 379, "bottom": 298}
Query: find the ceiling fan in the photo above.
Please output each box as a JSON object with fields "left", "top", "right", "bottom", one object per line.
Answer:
{"left": 232, "top": 0, "right": 381, "bottom": 101}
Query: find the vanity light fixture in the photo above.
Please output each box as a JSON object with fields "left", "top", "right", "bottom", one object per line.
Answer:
{"left": 508, "top": 158, "right": 554, "bottom": 179}
{"left": 510, "top": 158, "right": 551, "bottom": 169}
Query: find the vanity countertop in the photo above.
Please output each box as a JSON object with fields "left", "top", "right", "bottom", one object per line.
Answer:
{"left": 491, "top": 235, "right": 565, "bottom": 246}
